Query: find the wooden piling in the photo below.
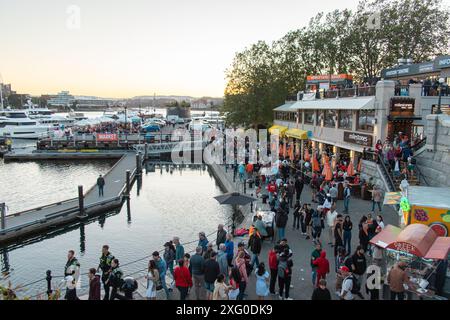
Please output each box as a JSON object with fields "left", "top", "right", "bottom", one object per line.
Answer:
{"left": 126, "top": 170, "right": 131, "bottom": 197}
{"left": 78, "top": 185, "right": 85, "bottom": 216}
{"left": 0, "top": 203, "right": 5, "bottom": 230}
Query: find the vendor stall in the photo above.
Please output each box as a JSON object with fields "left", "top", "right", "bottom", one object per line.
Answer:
{"left": 370, "top": 224, "right": 450, "bottom": 299}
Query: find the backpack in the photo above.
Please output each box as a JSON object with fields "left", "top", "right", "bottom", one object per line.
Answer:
{"left": 345, "top": 275, "right": 361, "bottom": 294}
{"left": 312, "top": 214, "right": 322, "bottom": 228}
{"left": 277, "top": 260, "right": 288, "bottom": 278}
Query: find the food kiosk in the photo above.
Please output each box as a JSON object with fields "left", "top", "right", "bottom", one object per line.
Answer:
{"left": 384, "top": 186, "right": 450, "bottom": 236}
{"left": 370, "top": 224, "right": 450, "bottom": 299}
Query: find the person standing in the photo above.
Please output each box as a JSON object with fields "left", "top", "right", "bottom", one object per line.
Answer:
{"left": 343, "top": 182, "right": 351, "bottom": 214}
{"left": 216, "top": 224, "right": 227, "bottom": 250}
{"left": 97, "top": 174, "right": 105, "bottom": 197}
{"left": 64, "top": 250, "right": 80, "bottom": 300}
{"left": 371, "top": 185, "right": 383, "bottom": 214}
{"left": 268, "top": 244, "right": 279, "bottom": 295}
{"left": 145, "top": 260, "right": 159, "bottom": 300}
{"left": 329, "top": 183, "right": 338, "bottom": 205}
{"left": 88, "top": 268, "right": 101, "bottom": 300}
{"left": 204, "top": 252, "right": 220, "bottom": 300}
{"left": 249, "top": 230, "right": 262, "bottom": 270}
{"left": 275, "top": 207, "right": 288, "bottom": 241}
{"left": 311, "top": 242, "right": 322, "bottom": 286}
{"left": 235, "top": 251, "right": 248, "bottom": 300}
{"left": 339, "top": 266, "right": 354, "bottom": 300}
{"left": 217, "top": 244, "right": 229, "bottom": 281}
{"left": 163, "top": 241, "right": 176, "bottom": 278}
{"left": 311, "top": 279, "right": 331, "bottom": 300}
{"left": 277, "top": 249, "right": 293, "bottom": 300}
{"left": 387, "top": 261, "right": 410, "bottom": 300}
{"left": 287, "top": 180, "right": 295, "bottom": 208}
{"left": 343, "top": 216, "right": 353, "bottom": 255}
{"left": 190, "top": 246, "right": 206, "bottom": 300}
{"left": 292, "top": 201, "right": 301, "bottom": 230}
{"left": 228, "top": 267, "right": 241, "bottom": 300}
{"left": 97, "top": 245, "right": 114, "bottom": 300}
{"left": 198, "top": 232, "right": 209, "bottom": 253}
{"left": 224, "top": 234, "right": 234, "bottom": 267}
{"left": 255, "top": 262, "right": 270, "bottom": 300}
{"left": 108, "top": 259, "right": 125, "bottom": 300}
{"left": 333, "top": 214, "right": 344, "bottom": 257}
{"left": 152, "top": 251, "right": 170, "bottom": 300}
{"left": 294, "top": 175, "right": 304, "bottom": 202}
{"left": 312, "top": 251, "right": 330, "bottom": 287}
{"left": 326, "top": 205, "right": 338, "bottom": 246}
{"left": 173, "top": 236, "right": 185, "bottom": 262}
{"left": 212, "top": 274, "right": 229, "bottom": 300}
{"left": 173, "top": 259, "right": 192, "bottom": 300}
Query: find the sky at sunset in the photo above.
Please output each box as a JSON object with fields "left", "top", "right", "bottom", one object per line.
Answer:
{"left": 1, "top": 0, "right": 447, "bottom": 98}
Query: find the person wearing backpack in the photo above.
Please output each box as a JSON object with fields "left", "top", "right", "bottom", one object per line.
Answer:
{"left": 275, "top": 207, "right": 288, "bottom": 241}
{"left": 311, "top": 242, "right": 322, "bottom": 286}
{"left": 339, "top": 266, "right": 357, "bottom": 300}
{"left": 277, "top": 249, "right": 293, "bottom": 300}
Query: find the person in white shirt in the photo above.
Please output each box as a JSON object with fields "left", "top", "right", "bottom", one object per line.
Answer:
{"left": 339, "top": 266, "right": 354, "bottom": 300}
{"left": 326, "top": 204, "right": 338, "bottom": 246}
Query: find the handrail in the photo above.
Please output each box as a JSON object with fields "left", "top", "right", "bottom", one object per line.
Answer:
{"left": 411, "top": 137, "right": 427, "bottom": 152}
{"left": 376, "top": 153, "right": 397, "bottom": 192}
{"left": 414, "top": 164, "right": 429, "bottom": 186}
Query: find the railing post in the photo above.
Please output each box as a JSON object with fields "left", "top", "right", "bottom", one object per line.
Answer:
{"left": 78, "top": 185, "right": 85, "bottom": 216}
{"left": 126, "top": 170, "right": 131, "bottom": 197}
{"left": 144, "top": 143, "right": 148, "bottom": 160}
{"left": 250, "top": 194, "right": 254, "bottom": 213}
{"left": 46, "top": 270, "right": 52, "bottom": 299}
{"left": 136, "top": 153, "right": 142, "bottom": 176}
{"left": 0, "top": 203, "right": 5, "bottom": 230}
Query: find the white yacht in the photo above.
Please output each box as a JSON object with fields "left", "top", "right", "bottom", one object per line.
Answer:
{"left": 37, "top": 114, "right": 75, "bottom": 128}
{"left": 67, "top": 108, "right": 88, "bottom": 121}
{"left": 0, "top": 110, "right": 51, "bottom": 139}
{"left": 103, "top": 107, "right": 118, "bottom": 119}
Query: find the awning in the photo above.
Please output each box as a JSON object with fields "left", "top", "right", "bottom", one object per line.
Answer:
{"left": 370, "top": 225, "right": 402, "bottom": 248}
{"left": 274, "top": 102, "right": 296, "bottom": 112}
{"left": 424, "top": 237, "right": 450, "bottom": 260}
{"left": 285, "top": 128, "right": 308, "bottom": 140}
{"left": 268, "top": 125, "right": 288, "bottom": 135}
{"left": 290, "top": 96, "right": 375, "bottom": 110}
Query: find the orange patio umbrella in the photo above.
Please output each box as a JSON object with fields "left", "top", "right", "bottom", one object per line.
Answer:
{"left": 304, "top": 149, "right": 311, "bottom": 162}
{"left": 357, "top": 158, "right": 362, "bottom": 172}
{"left": 323, "top": 162, "right": 333, "bottom": 181}
{"left": 331, "top": 156, "right": 337, "bottom": 171}
{"left": 289, "top": 146, "right": 294, "bottom": 160}
{"left": 347, "top": 161, "right": 355, "bottom": 176}
{"left": 312, "top": 154, "right": 320, "bottom": 172}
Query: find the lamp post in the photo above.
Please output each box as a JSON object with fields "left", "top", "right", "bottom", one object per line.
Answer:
{"left": 435, "top": 77, "right": 445, "bottom": 114}
{"left": 124, "top": 105, "right": 128, "bottom": 142}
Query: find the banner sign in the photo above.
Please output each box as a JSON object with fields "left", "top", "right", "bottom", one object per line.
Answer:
{"left": 96, "top": 133, "right": 118, "bottom": 141}
{"left": 343, "top": 131, "right": 373, "bottom": 147}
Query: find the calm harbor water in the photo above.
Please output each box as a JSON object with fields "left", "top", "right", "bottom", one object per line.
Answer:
{"left": 0, "top": 139, "right": 232, "bottom": 298}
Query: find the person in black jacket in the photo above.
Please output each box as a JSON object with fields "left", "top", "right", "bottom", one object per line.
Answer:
{"left": 275, "top": 208, "right": 288, "bottom": 241}
{"left": 204, "top": 252, "right": 220, "bottom": 300}
{"left": 249, "top": 232, "right": 262, "bottom": 270}
{"left": 311, "top": 279, "right": 331, "bottom": 300}
{"left": 294, "top": 175, "right": 304, "bottom": 201}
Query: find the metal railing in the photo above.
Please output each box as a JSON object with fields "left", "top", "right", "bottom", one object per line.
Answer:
{"left": 394, "top": 85, "right": 410, "bottom": 96}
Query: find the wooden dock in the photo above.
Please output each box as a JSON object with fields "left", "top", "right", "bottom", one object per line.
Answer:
{"left": 0, "top": 152, "right": 141, "bottom": 243}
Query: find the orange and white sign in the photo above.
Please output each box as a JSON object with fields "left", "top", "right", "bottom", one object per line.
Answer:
{"left": 96, "top": 133, "right": 118, "bottom": 141}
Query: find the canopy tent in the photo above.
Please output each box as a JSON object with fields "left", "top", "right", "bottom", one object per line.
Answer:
{"left": 285, "top": 128, "right": 308, "bottom": 140}
{"left": 289, "top": 96, "right": 375, "bottom": 110}
{"left": 370, "top": 224, "right": 450, "bottom": 260}
{"left": 268, "top": 125, "right": 288, "bottom": 136}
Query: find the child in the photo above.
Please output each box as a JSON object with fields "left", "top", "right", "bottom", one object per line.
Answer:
{"left": 255, "top": 262, "right": 270, "bottom": 300}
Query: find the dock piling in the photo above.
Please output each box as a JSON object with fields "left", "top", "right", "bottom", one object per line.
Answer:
{"left": 136, "top": 153, "right": 142, "bottom": 176}
{"left": 144, "top": 143, "right": 148, "bottom": 160}
{"left": 0, "top": 203, "right": 5, "bottom": 230}
{"left": 126, "top": 170, "right": 131, "bottom": 197}
{"left": 78, "top": 185, "right": 85, "bottom": 216}
{"left": 46, "top": 270, "right": 52, "bottom": 298}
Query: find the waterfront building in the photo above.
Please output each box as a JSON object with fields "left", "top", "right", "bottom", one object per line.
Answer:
{"left": 47, "top": 91, "right": 74, "bottom": 107}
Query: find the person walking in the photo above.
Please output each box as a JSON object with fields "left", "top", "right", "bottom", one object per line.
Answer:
{"left": 235, "top": 251, "right": 248, "bottom": 300}
{"left": 204, "top": 252, "right": 220, "bottom": 300}
{"left": 343, "top": 216, "right": 353, "bottom": 255}
{"left": 287, "top": 180, "right": 295, "bottom": 208}
{"left": 359, "top": 218, "right": 370, "bottom": 252}
{"left": 292, "top": 201, "right": 301, "bottom": 230}
{"left": 371, "top": 185, "right": 383, "bottom": 214}
{"left": 326, "top": 205, "right": 338, "bottom": 246}
{"left": 97, "top": 174, "right": 105, "bottom": 197}
{"left": 216, "top": 224, "right": 227, "bottom": 250}
{"left": 311, "top": 279, "right": 331, "bottom": 300}
{"left": 190, "top": 246, "right": 206, "bottom": 300}
{"left": 97, "top": 245, "right": 114, "bottom": 300}
{"left": 224, "top": 234, "right": 234, "bottom": 267}
{"left": 277, "top": 249, "right": 293, "bottom": 300}
{"left": 249, "top": 230, "right": 262, "bottom": 270}
{"left": 339, "top": 266, "right": 354, "bottom": 300}
{"left": 173, "top": 259, "right": 192, "bottom": 300}
{"left": 294, "top": 175, "right": 304, "bottom": 202}
{"left": 64, "top": 250, "right": 80, "bottom": 300}
{"left": 152, "top": 251, "right": 170, "bottom": 300}
{"left": 163, "top": 241, "right": 176, "bottom": 279}
{"left": 387, "top": 261, "right": 410, "bottom": 300}
{"left": 329, "top": 183, "right": 338, "bottom": 205}
{"left": 333, "top": 214, "right": 344, "bottom": 257}
{"left": 255, "top": 262, "right": 270, "bottom": 300}
{"left": 145, "top": 260, "right": 159, "bottom": 300}
{"left": 212, "top": 274, "right": 229, "bottom": 300}
{"left": 108, "top": 259, "right": 126, "bottom": 300}
{"left": 311, "top": 242, "right": 322, "bottom": 286}
{"left": 173, "top": 236, "right": 185, "bottom": 262}
{"left": 311, "top": 209, "right": 323, "bottom": 241}
{"left": 88, "top": 268, "right": 101, "bottom": 300}
{"left": 312, "top": 251, "right": 330, "bottom": 287}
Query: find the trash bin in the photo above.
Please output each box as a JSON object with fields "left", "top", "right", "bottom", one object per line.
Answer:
{"left": 247, "top": 179, "right": 254, "bottom": 189}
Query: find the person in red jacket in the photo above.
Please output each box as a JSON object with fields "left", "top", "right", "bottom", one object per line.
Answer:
{"left": 268, "top": 244, "right": 280, "bottom": 295}
{"left": 313, "top": 251, "right": 330, "bottom": 287}
{"left": 174, "top": 259, "right": 193, "bottom": 300}
{"left": 88, "top": 268, "right": 101, "bottom": 300}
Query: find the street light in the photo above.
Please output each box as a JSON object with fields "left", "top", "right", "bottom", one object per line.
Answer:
{"left": 435, "top": 77, "right": 445, "bottom": 114}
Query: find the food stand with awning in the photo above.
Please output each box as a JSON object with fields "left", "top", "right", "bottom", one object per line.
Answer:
{"left": 370, "top": 223, "right": 450, "bottom": 299}
{"left": 268, "top": 125, "right": 288, "bottom": 136}
{"left": 285, "top": 128, "right": 308, "bottom": 140}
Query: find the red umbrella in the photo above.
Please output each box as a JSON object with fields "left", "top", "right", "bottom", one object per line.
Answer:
{"left": 347, "top": 161, "right": 355, "bottom": 176}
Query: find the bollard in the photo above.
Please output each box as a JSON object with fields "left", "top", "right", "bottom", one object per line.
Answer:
{"left": 126, "top": 170, "right": 131, "bottom": 197}
{"left": 243, "top": 180, "right": 246, "bottom": 194}
{"left": 136, "top": 153, "right": 142, "bottom": 176}
{"left": 78, "top": 185, "right": 84, "bottom": 216}
{"left": 46, "top": 270, "right": 52, "bottom": 298}
{"left": 0, "top": 203, "right": 5, "bottom": 230}
{"left": 144, "top": 143, "right": 148, "bottom": 160}
{"left": 250, "top": 194, "right": 254, "bottom": 213}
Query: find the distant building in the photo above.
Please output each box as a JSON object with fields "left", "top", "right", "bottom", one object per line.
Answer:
{"left": 0, "top": 83, "right": 15, "bottom": 98}
{"left": 47, "top": 91, "right": 74, "bottom": 107}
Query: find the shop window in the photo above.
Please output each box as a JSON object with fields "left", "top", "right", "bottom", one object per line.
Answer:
{"left": 304, "top": 110, "right": 315, "bottom": 124}
{"left": 357, "top": 110, "right": 375, "bottom": 132}
{"left": 338, "top": 110, "right": 353, "bottom": 129}
{"left": 323, "top": 110, "right": 337, "bottom": 128}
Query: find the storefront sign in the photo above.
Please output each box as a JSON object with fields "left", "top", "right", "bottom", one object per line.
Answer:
{"left": 343, "top": 131, "right": 373, "bottom": 147}
{"left": 392, "top": 242, "right": 420, "bottom": 256}
{"left": 390, "top": 98, "right": 415, "bottom": 114}
{"left": 96, "top": 133, "right": 118, "bottom": 141}
{"left": 434, "top": 55, "right": 450, "bottom": 69}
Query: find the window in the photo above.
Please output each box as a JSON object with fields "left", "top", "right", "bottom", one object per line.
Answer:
{"left": 338, "top": 110, "right": 353, "bottom": 129}
{"left": 323, "top": 110, "right": 337, "bottom": 127}
{"left": 358, "top": 110, "right": 375, "bottom": 132}
{"left": 304, "top": 110, "right": 315, "bottom": 124}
